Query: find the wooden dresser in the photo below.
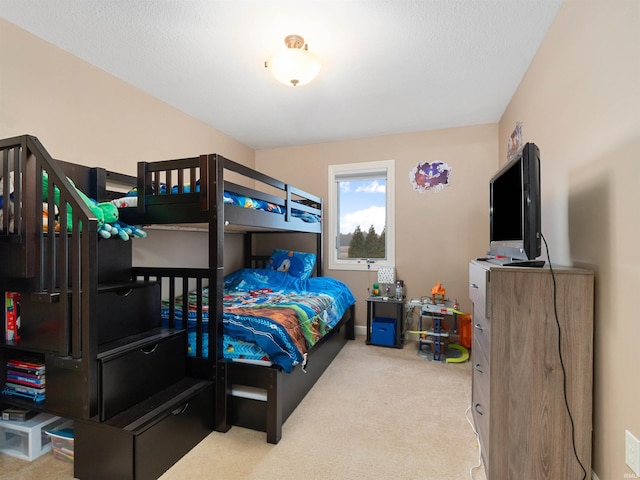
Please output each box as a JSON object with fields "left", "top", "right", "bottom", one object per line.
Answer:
{"left": 468, "top": 260, "right": 594, "bottom": 480}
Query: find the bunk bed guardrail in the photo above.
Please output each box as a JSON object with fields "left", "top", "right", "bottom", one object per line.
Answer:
{"left": 127, "top": 153, "right": 322, "bottom": 230}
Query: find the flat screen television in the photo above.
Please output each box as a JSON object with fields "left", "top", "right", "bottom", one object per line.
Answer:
{"left": 488, "top": 142, "right": 544, "bottom": 267}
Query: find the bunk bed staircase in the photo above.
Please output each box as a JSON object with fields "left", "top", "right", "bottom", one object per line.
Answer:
{"left": 0, "top": 136, "right": 214, "bottom": 480}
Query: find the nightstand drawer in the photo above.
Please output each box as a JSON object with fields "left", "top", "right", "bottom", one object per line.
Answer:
{"left": 469, "top": 262, "right": 490, "bottom": 318}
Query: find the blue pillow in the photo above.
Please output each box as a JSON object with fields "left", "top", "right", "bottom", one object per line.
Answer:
{"left": 268, "top": 249, "right": 316, "bottom": 281}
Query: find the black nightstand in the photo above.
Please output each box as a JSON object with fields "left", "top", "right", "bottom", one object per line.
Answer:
{"left": 366, "top": 296, "right": 404, "bottom": 348}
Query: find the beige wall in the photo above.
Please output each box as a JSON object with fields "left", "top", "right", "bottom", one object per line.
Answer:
{"left": 0, "top": 19, "right": 253, "bottom": 271}
{"left": 500, "top": 1, "right": 640, "bottom": 479}
{"left": 0, "top": 19, "right": 254, "bottom": 171}
{"left": 255, "top": 124, "right": 498, "bottom": 322}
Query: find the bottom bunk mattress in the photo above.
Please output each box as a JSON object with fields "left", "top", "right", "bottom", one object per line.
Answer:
{"left": 161, "top": 268, "right": 356, "bottom": 372}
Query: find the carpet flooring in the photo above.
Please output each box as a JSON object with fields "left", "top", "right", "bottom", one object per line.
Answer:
{"left": 0, "top": 336, "right": 486, "bottom": 480}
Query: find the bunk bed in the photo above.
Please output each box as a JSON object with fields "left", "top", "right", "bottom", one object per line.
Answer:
{"left": 0, "top": 134, "right": 356, "bottom": 480}
{"left": 117, "top": 151, "right": 356, "bottom": 444}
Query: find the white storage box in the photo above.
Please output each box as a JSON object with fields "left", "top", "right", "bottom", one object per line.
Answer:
{"left": 0, "top": 413, "right": 67, "bottom": 461}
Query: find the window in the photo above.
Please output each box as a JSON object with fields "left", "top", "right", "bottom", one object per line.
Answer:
{"left": 328, "top": 160, "right": 395, "bottom": 271}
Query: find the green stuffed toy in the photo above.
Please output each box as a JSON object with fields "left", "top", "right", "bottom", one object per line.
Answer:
{"left": 96, "top": 202, "right": 146, "bottom": 240}
{"left": 42, "top": 170, "right": 104, "bottom": 228}
{"left": 42, "top": 171, "right": 146, "bottom": 240}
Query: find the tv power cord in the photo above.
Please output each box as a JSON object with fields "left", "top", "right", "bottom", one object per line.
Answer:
{"left": 541, "top": 233, "right": 587, "bottom": 480}
{"left": 465, "top": 405, "right": 483, "bottom": 479}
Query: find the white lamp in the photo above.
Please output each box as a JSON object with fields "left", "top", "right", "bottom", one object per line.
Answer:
{"left": 265, "top": 35, "right": 321, "bottom": 87}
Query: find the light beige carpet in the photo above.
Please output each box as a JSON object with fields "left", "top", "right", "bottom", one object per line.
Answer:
{"left": 1, "top": 336, "right": 486, "bottom": 480}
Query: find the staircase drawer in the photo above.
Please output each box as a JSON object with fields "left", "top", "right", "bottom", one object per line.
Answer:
{"left": 134, "top": 381, "right": 213, "bottom": 480}
{"left": 99, "top": 330, "right": 186, "bottom": 420}
{"left": 75, "top": 379, "right": 213, "bottom": 480}
{"left": 16, "top": 281, "right": 161, "bottom": 355}
{"left": 97, "top": 282, "right": 160, "bottom": 345}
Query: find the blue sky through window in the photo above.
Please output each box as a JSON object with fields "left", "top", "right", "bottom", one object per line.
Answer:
{"left": 339, "top": 178, "right": 386, "bottom": 235}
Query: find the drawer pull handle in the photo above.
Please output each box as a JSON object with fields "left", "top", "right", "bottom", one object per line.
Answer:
{"left": 115, "top": 288, "right": 133, "bottom": 297}
{"left": 470, "top": 283, "right": 479, "bottom": 289}
{"left": 141, "top": 344, "right": 159, "bottom": 354}
{"left": 474, "top": 323, "right": 483, "bottom": 331}
{"left": 172, "top": 403, "right": 189, "bottom": 416}
{"left": 474, "top": 403, "right": 484, "bottom": 415}
{"left": 473, "top": 363, "right": 484, "bottom": 374}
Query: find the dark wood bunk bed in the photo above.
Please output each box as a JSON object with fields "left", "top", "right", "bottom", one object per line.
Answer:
{"left": 118, "top": 151, "right": 356, "bottom": 445}
{"left": 0, "top": 135, "right": 354, "bottom": 480}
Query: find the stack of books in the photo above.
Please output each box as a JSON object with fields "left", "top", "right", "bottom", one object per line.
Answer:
{"left": 2, "top": 358, "right": 45, "bottom": 403}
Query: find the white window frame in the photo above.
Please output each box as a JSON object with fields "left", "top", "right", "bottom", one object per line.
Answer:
{"left": 327, "top": 160, "right": 395, "bottom": 271}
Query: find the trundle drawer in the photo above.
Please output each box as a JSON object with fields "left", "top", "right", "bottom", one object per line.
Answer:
{"left": 75, "top": 379, "right": 213, "bottom": 480}
{"left": 99, "top": 330, "right": 186, "bottom": 421}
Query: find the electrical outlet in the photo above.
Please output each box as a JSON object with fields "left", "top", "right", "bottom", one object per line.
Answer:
{"left": 626, "top": 430, "right": 640, "bottom": 476}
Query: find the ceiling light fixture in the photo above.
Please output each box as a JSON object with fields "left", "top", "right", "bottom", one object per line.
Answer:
{"left": 265, "top": 34, "right": 321, "bottom": 87}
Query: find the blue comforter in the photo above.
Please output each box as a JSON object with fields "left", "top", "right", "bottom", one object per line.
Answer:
{"left": 223, "top": 269, "right": 355, "bottom": 372}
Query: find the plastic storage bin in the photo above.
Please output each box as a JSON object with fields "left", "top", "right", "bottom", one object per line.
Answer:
{"left": 371, "top": 317, "right": 396, "bottom": 347}
{"left": 46, "top": 426, "right": 74, "bottom": 463}
{"left": 0, "top": 413, "right": 67, "bottom": 461}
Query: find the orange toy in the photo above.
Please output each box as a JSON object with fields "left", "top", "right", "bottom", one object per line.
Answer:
{"left": 431, "top": 281, "right": 446, "bottom": 304}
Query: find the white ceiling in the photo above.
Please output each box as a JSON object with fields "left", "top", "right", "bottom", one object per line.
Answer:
{"left": 0, "top": 0, "right": 563, "bottom": 150}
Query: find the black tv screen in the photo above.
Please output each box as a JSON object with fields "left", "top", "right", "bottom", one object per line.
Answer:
{"left": 489, "top": 142, "right": 542, "bottom": 266}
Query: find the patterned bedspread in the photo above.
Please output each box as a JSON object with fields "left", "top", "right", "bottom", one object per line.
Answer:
{"left": 161, "top": 268, "right": 355, "bottom": 372}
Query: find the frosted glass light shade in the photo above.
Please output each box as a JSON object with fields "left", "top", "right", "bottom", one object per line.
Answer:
{"left": 266, "top": 35, "right": 321, "bottom": 87}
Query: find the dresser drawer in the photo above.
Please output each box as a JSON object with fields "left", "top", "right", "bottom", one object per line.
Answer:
{"left": 469, "top": 262, "right": 490, "bottom": 318}
{"left": 472, "top": 361, "right": 491, "bottom": 460}
{"left": 472, "top": 310, "right": 491, "bottom": 356}
{"left": 99, "top": 330, "right": 186, "bottom": 420}
{"left": 472, "top": 330, "right": 491, "bottom": 383}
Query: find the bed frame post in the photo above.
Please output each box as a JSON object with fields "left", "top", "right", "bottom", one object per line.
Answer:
{"left": 316, "top": 231, "right": 323, "bottom": 277}
{"left": 208, "top": 153, "right": 230, "bottom": 434}
{"left": 346, "top": 304, "right": 356, "bottom": 340}
{"left": 243, "top": 233, "right": 252, "bottom": 268}
{"left": 266, "top": 369, "right": 283, "bottom": 444}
